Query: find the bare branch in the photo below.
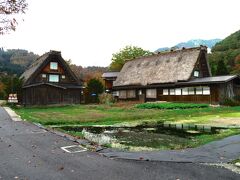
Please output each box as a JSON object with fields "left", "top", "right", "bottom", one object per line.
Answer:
{"left": 0, "top": 0, "right": 27, "bottom": 34}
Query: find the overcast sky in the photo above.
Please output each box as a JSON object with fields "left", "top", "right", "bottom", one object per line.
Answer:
{"left": 1, "top": 0, "right": 240, "bottom": 67}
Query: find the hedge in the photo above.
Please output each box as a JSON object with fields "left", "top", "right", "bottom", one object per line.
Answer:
{"left": 135, "top": 102, "right": 209, "bottom": 109}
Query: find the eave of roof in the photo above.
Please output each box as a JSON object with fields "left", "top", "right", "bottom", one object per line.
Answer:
{"left": 113, "top": 75, "right": 239, "bottom": 89}
{"left": 185, "top": 75, "right": 238, "bottom": 84}
{"left": 102, "top": 72, "right": 120, "bottom": 78}
{"left": 22, "top": 83, "right": 83, "bottom": 89}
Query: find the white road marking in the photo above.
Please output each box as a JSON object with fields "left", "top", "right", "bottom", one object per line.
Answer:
{"left": 61, "top": 145, "right": 87, "bottom": 153}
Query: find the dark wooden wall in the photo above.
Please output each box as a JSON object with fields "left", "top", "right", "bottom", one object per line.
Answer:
{"left": 155, "top": 85, "right": 219, "bottom": 104}
{"left": 190, "top": 51, "right": 211, "bottom": 79}
{"left": 105, "top": 80, "right": 113, "bottom": 90}
{"left": 117, "top": 84, "right": 221, "bottom": 104}
{"left": 23, "top": 85, "right": 81, "bottom": 106}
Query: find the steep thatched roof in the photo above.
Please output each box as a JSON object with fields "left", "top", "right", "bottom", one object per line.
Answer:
{"left": 114, "top": 46, "right": 207, "bottom": 87}
{"left": 20, "top": 50, "right": 80, "bottom": 86}
{"left": 20, "top": 52, "right": 50, "bottom": 82}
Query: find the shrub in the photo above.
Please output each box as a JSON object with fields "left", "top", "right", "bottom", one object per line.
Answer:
{"left": 135, "top": 102, "right": 209, "bottom": 109}
{"left": 234, "top": 95, "right": 240, "bottom": 102}
{"left": 99, "top": 93, "right": 115, "bottom": 104}
{"left": 221, "top": 98, "right": 240, "bottom": 106}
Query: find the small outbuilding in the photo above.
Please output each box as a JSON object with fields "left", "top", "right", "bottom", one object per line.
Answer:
{"left": 20, "top": 50, "right": 83, "bottom": 106}
{"left": 102, "top": 72, "right": 119, "bottom": 92}
{"left": 112, "top": 46, "right": 240, "bottom": 104}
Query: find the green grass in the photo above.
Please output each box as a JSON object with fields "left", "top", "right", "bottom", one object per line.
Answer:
{"left": 136, "top": 102, "right": 209, "bottom": 109}
{"left": 232, "top": 159, "right": 240, "bottom": 164}
{"left": 55, "top": 127, "right": 84, "bottom": 138}
{"left": 187, "top": 129, "right": 240, "bottom": 148}
{"left": 14, "top": 104, "right": 240, "bottom": 127}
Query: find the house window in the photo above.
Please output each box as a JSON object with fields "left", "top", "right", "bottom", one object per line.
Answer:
{"left": 112, "top": 91, "right": 119, "bottom": 97}
{"left": 188, "top": 87, "right": 195, "bottom": 95}
{"left": 163, "top": 89, "right": 168, "bottom": 95}
{"left": 182, "top": 88, "right": 188, "bottom": 95}
{"left": 42, "top": 74, "right": 46, "bottom": 78}
{"left": 203, "top": 86, "right": 210, "bottom": 95}
{"left": 146, "top": 89, "right": 157, "bottom": 98}
{"left": 119, "top": 90, "right": 127, "bottom": 99}
{"left": 194, "top": 70, "right": 199, "bottom": 77}
{"left": 170, "top": 89, "right": 175, "bottom": 95}
{"left": 196, "top": 86, "right": 203, "bottom": 95}
{"left": 49, "top": 74, "right": 59, "bottom": 82}
{"left": 175, "top": 88, "right": 182, "bottom": 95}
{"left": 50, "top": 62, "right": 58, "bottom": 70}
{"left": 127, "top": 90, "right": 136, "bottom": 98}
{"left": 61, "top": 75, "right": 66, "bottom": 79}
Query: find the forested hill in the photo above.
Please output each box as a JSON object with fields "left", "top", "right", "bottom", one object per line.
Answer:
{"left": 0, "top": 48, "right": 39, "bottom": 76}
{"left": 208, "top": 30, "right": 240, "bottom": 75}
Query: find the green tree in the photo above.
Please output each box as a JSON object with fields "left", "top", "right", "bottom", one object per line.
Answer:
{"left": 209, "top": 29, "right": 240, "bottom": 74}
{"left": 0, "top": 75, "right": 23, "bottom": 100}
{"left": 233, "top": 54, "right": 240, "bottom": 74}
{"left": 216, "top": 59, "right": 229, "bottom": 75}
{"left": 86, "top": 78, "right": 104, "bottom": 103}
{"left": 0, "top": 0, "right": 28, "bottom": 34}
{"left": 109, "top": 45, "right": 152, "bottom": 71}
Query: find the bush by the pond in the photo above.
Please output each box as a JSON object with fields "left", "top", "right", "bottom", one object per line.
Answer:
{"left": 135, "top": 102, "right": 209, "bottom": 109}
{"left": 99, "top": 93, "right": 115, "bottom": 104}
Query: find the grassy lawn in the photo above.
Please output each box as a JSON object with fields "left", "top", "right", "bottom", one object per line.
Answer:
{"left": 14, "top": 103, "right": 240, "bottom": 127}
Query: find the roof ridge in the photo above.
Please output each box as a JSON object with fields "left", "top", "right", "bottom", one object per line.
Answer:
{"left": 125, "top": 46, "right": 207, "bottom": 63}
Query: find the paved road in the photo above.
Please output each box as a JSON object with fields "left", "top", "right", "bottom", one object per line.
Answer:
{"left": 0, "top": 107, "right": 239, "bottom": 180}
{"left": 100, "top": 134, "right": 240, "bottom": 163}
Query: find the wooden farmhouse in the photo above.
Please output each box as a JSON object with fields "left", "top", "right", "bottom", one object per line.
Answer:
{"left": 102, "top": 72, "right": 119, "bottom": 92}
{"left": 20, "top": 51, "right": 83, "bottom": 106}
{"left": 112, "top": 46, "right": 240, "bottom": 104}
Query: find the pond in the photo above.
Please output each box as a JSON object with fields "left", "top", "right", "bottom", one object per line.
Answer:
{"left": 57, "top": 124, "right": 223, "bottom": 151}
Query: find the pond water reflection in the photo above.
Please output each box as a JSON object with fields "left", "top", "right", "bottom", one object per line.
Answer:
{"left": 59, "top": 124, "right": 221, "bottom": 150}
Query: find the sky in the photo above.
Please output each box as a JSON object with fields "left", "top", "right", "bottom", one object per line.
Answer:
{"left": 1, "top": 0, "right": 240, "bottom": 67}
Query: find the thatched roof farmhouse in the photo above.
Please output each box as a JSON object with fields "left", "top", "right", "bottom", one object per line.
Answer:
{"left": 21, "top": 51, "right": 83, "bottom": 105}
{"left": 110, "top": 46, "right": 240, "bottom": 104}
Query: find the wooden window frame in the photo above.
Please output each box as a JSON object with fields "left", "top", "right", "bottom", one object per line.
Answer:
{"left": 146, "top": 89, "right": 157, "bottom": 98}
{"left": 169, "top": 89, "right": 175, "bottom": 95}
{"left": 194, "top": 70, "right": 199, "bottom": 77}
{"left": 49, "top": 74, "right": 59, "bottom": 82}
{"left": 188, "top": 87, "right": 195, "bottom": 95}
{"left": 196, "top": 86, "right": 203, "bottom": 95}
{"left": 119, "top": 90, "right": 127, "bottom": 99}
{"left": 182, "top": 88, "right": 188, "bottom": 95}
{"left": 50, "top": 62, "right": 58, "bottom": 70}
{"left": 127, "top": 90, "right": 136, "bottom": 98}
{"left": 175, "top": 88, "right": 182, "bottom": 96}
{"left": 163, "top": 89, "right": 168, "bottom": 95}
{"left": 203, "top": 86, "right": 210, "bottom": 95}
